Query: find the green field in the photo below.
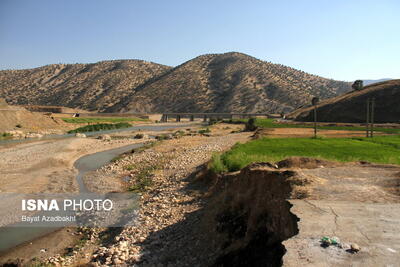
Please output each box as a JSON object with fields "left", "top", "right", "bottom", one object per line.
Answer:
{"left": 67, "top": 122, "right": 132, "bottom": 133}
{"left": 211, "top": 135, "right": 400, "bottom": 173}
{"left": 62, "top": 117, "right": 148, "bottom": 124}
{"left": 227, "top": 118, "right": 400, "bottom": 134}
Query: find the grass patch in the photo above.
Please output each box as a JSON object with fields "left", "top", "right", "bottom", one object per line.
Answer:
{"left": 353, "top": 135, "right": 400, "bottom": 149}
{"left": 29, "top": 261, "right": 53, "bottom": 267}
{"left": 111, "top": 155, "right": 124, "bottom": 163}
{"left": 198, "top": 127, "right": 211, "bottom": 134}
{"left": 124, "top": 164, "right": 136, "bottom": 171}
{"left": 174, "top": 130, "right": 186, "bottom": 137}
{"left": 209, "top": 153, "right": 228, "bottom": 173}
{"left": 226, "top": 118, "right": 400, "bottom": 134}
{"left": 128, "top": 166, "right": 156, "bottom": 192}
{"left": 211, "top": 135, "right": 400, "bottom": 173}
{"left": 62, "top": 117, "right": 148, "bottom": 123}
{"left": 135, "top": 141, "right": 157, "bottom": 153}
{"left": 67, "top": 122, "right": 132, "bottom": 134}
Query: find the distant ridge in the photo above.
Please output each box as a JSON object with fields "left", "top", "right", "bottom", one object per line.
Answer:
{"left": 0, "top": 60, "right": 171, "bottom": 111}
{"left": 363, "top": 78, "right": 392, "bottom": 86}
{"left": 0, "top": 52, "right": 351, "bottom": 113}
{"left": 288, "top": 79, "right": 400, "bottom": 123}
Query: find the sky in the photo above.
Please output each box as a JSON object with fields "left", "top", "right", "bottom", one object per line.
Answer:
{"left": 0, "top": 0, "right": 399, "bottom": 81}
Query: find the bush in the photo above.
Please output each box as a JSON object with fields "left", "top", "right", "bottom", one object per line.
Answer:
{"left": 67, "top": 122, "right": 132, "bottom": 133}
{"left": 209, "top": 153, "right": 227, "bottom": 173}
{"left": 134, "top": 133, "right": 144, "bottom": 139}
{"left": 0, "top": 132, "right": 13, "bottom": 140}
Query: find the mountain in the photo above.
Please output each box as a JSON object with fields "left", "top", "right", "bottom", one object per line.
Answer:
{"left": 363, "top": 78, "right": 392, "bottom": 86}
{"left": 0, "top": 60, "right": 171, "bottom": 111}
{"left": 108, "top": 52, "right": 351, "bottom": 113}
{"left": 287, "top": 79, "right": 400, "bottom": 123}
{"left": 0, "top": 52, "right": 351, "bottom": 113}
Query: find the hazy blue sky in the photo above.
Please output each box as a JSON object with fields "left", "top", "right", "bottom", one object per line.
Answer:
{"left": 0, "top": 0, "right": 399, "bottom": 81}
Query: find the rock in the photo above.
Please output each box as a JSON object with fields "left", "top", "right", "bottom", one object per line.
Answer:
{"left": 5, "top": 130, "right": 24, "bottom": 137}
{"left": 25, "top": 132, "right": 44, "bottom": 138}
{"left": 134, "top": 133, "right": 146, "bottom": 139}
{"left": 320, "top": 237, "right": 332, "bottom": 246}
{"left": 113, "top": 258, "right": 122, "bottom": 265}
{"left": 75, "top": 133, "right": 87, "bottom": 138}
{"left": 97, "top": 134, "right": 111, "bottom": 141}
{"left": 350, "top": 243, "right": 360, "bottom": 252}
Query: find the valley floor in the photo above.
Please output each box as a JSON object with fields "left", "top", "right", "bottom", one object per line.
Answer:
{"left": 0, "top": 122, "right": 399, "bottom": 266}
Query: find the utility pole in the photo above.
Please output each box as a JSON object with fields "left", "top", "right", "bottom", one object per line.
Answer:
{"left": 311, "top": 97, "right": 319, "bottom": 138}
{"left": 370, "top": 98, "right": 375, "bottom": 138}
{"left": 352, "top": 80, "right": 376, "bottom": 138}
{"left": 366, "top": 97, "right": 375, "bottom": 138}
{"left": 366, "top": 98, "right": 370, "bottom": 137}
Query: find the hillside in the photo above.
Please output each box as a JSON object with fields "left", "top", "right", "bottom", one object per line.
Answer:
{"left": 0, "top": 60, "right": 171, "bottom": 111}
{"left": 108, "top": 52, "right": 351, "bottom": 113}
{"left": 0, "top": 98, "right": 67, "bottom": 132}
{"left": 288, "top": 79, "right": 400, "bottom": 123}
{"left": 0, "top": 52, "right": 351, "bottom": 113}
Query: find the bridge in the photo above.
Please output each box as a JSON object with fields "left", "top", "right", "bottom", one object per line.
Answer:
{"left": 160, "top": 113, "right": 271, "bottom": 122}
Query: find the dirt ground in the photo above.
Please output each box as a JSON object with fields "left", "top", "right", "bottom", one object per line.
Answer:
{"left": 282, "top": 161, "right": 400, "bottom": 266}
{"left": 0, "top": 138, "right": 148, "bottom": 194}
{"left": 0, "top": 228, "right": 80, "bottom": 266}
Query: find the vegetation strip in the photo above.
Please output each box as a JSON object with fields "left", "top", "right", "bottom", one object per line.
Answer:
{"left": 62, "top": 117, "right": 147, "bottom": 123}
{"left": 0, "top": 132, "right": 12, "bottom": 140}
{"left": 227, "top": 118, "right": 400, "bottom": 134}
{"left": 211, "top": 135, "right": 400, "bottom": 173}
{"left": 67, "top": 122, "right": 132, "bottom": 133}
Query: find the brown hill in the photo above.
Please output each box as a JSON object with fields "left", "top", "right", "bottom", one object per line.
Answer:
{"left": 108, "top": 52, "right": 351, "bottom": 113}
{"left": 288, "top": 79, "right": 400, "bottom": 123}
{"left": 0, "top": 52, "right": 351, "bottom": 113}
{"left": 0, "top": 99, "right": 67, "bottom": 132}
{"left": 0, "top": 60, "right": 171, "bottom": 112}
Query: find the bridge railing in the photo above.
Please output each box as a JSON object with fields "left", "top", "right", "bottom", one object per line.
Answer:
{"left": 160, "top": 113, "right": 270, "bottom": 122}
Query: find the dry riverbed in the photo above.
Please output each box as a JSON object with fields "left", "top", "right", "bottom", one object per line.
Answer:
{"left": 35, "top": 124, "right": 251, "bottom": 266}
{"left": 0, "top": 123, "right": 249, "bottom": 266}
{"left": 0, "top": 137, "right": 149, "bottom": 194}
